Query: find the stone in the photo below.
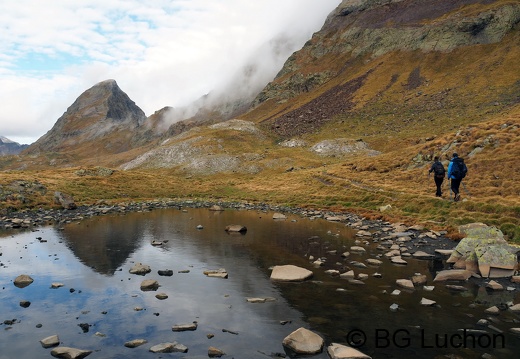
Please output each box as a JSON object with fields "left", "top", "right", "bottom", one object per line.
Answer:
{"left": 155, "top": 293, "right": 168, "bottom": 300}
{"left": 208, "top": 346, "right": 226, "bottom": 357}
{"left": 446, "top": 285, "right": 468, "bottom": 291}
{"left": 149, "top": 342, "right": 188, "bottom": 353}
{"left": 209, "top": 205, "right": 224, "bottom": 211}
{"left": 54, "top": 191, "right": 77, "bottom": 210}
{"left": 340, "top": 270, "right": 355, "bottom": 279}
{"left": 273, "top": 212, "right": 287, "bottom": 219}
{"left": 423, "top": 286, "right": 435, "bottom": 291}
{"left": 225, "top": 224, "right": 247, "bottom": 232}
{"left": 246, "top": 297, "right": 276, "bottom": 303}
{"left": 140, "top": 279, "right": 159, "bottom": 291}
{"left": 50, "top": 346, "right": 92, "bottom": 358}
{"left": 366, "top": 258, "right": 383, "bottom": 266}
{"left": 391, "top": 256, "right": 407, "bottom": 265}
{"left": 412, "top": 274, "right": 427, "bottom": 285}
{"left": 396, "top": 279, "right": 414, "bottom": 290}
{"left": 124, "top": 339, "right": 148, "bottom": 348}
{"left": 435, "top": 249, "right": 454, "bottom": 256}
{"left": 172, "top": 322, "right": 197, "bottom": 331}
{"left": 484, "top": 306, "right": 500, "bottom": 315}
{"left": 412, "top": 251, "right": 434, "bottom": 259}
{"left": 129, "top": 263, "right": 151, "bottom": 275}
{"left": 486, "top": 280, "right": 504, "bottom": 291}
{"left": 51, "top": 282, "right": 65, "bottom": 289}
{"left": 420, "top": 297, "right": 436, "bottom": 306}
{"left": 40, "top": 334, "right": 60, "bottom": 348}
{"left": 433, "top": 270, "right": 472, "bottom": 282}
{"left": 389, "top": 303, "right": 399, "bottom": 312}
{"left": 14, "top": 274, "right": 34, "bottom": 288}
{"left": 510, "top": 328, "right": 520, "bottom": 335}
{"left": 19, "top": 300, "right": 31, "bottom": 308}
{"left": 158, "top": 269, "right": 174, "bottom": 276}
{"left": 282, "top": 327, "right": 324, "bottom": 354}
{"left": 271, "top": 265, "right": 313, "bottom": 281}
{"left": 350, "top": 246, "right": 366, "bottom": 252}
{"left": 475, "top": 245, "right": 517, "bottom": 278}
{"left": 508, "top": 303, "right": 520, "bottom": 312}
{"left": 204, "top": 268, "right": 228, "bottom": 278}
{"left": 391, "top": 289, "right": 401, "bottom": 296}
{"left": 327, "top": 342, "right": 372, "bottom": 359}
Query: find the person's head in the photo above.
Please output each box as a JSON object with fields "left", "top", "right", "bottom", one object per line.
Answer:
{"left": 452, "top": 153, "right": 458, "bottom": 158}
{"left": 434, "top": 156, "right": 439, "bottom": 161}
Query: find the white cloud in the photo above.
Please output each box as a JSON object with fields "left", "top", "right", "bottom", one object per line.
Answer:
{"left": 0, "top": 0, "right": 341, "bottom": 145}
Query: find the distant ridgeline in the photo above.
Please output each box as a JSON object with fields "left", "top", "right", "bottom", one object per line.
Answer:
{"left": 0, "top": 136, "right": 29, "bottom": 156}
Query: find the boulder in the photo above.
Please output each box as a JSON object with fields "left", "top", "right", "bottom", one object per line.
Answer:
{"left": 124, "top": 339, "right": 148, "bottom": 348}
{"left": 140, "top": 279, "right": 159, "bottom": 291}
{"left": 172, "top": 323, "right": 197, "bottom": 331}
{"left": 282, "top": 327, "right": 324, "bottom": 354}
{"left": 475, "top": 245, "right": 517, "bottom": 278}
{"left": 396, "top": 279, "right": 414, "bottom": 290}
{"left": 14, "top": 274, "right": 34, "bottom": 288}
{"left": 40, "top": 335, "right": 60, "bottom": 348}
{"left": 433, "top": 270, "right": 472, "bottom": 282}
{"left": 273, "top": 212, "right": 287, "bottom": 219}
{"left": 271, "top": 265, "right": 313, "bottom": 281}
{"left": 204, "top": 268, "right": 228, "bottom": 278}
{"left": 225, "top": 224, "right": 247, "bottom": 232}
{"left": 327, "top": 342, "right": 372, "bottom": 359}
{"left": 50, "top": 347, "right": 92, "bottom": 359}
{"left": 129, "top": 263, "right": 151, "bottom": 275}
{"left": 149, "top": 342, "right": 188, "bottom": 353}
{"left": 420, "top": 297, "right": 436, "bottom": 306}
{"left": 208, "top": 346, "right": 226, "bottom": 357}
{"left": 209, "top": 205, "right": 224, "bottom": 211}
{"left": 54, "top": 191, "right": 77, "bottom": 210}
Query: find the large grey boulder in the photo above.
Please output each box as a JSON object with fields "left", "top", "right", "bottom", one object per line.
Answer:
{"left": 270, "top": 265, "right": 313, "bottom": 281}
{"left": 446, "top": 224, "right": 519, "bottom": 278}
{"left": 282, "top": 327, "right": 324, "bottom": 354}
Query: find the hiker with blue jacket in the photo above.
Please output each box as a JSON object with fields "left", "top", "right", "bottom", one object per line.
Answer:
{"left": 428, "top": 156, "right": 445, "bottom": 197}
{"left": 447, "top": 153, "right": 467, "bottom": 201}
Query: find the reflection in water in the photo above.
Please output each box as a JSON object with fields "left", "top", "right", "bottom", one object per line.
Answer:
{"left": 0, "top": 207, "right": 519, "bottom": 359}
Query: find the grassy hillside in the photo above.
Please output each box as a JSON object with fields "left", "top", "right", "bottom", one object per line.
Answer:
{"left": 1, "top": 1, "right": 519, "bottom": 242}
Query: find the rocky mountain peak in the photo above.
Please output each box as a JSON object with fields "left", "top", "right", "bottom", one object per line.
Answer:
{"left": 26, "top": 79, "right": 147, "bottom": 155}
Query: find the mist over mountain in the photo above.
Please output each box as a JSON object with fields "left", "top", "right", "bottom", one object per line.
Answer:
{"left": 3, "top": 0, "right": 519, "bottom": 172}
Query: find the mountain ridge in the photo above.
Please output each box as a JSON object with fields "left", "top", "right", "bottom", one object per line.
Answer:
{"left": 1, "top": 0, "right": 519, "bottom": 238}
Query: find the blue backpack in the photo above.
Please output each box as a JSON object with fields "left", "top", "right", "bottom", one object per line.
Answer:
{"left": 451, "top": 157, "right": 467, "bottom": 180}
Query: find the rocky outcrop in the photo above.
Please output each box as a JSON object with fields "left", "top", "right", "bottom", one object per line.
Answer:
{"left": 445, "top": 224, "right": 519, "bottom": 278}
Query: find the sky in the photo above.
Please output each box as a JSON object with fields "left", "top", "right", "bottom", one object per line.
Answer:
{"left": 0, "top": 0, "right": 342, "bottom": 145}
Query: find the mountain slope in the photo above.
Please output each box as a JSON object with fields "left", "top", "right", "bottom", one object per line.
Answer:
{"left": 23, "top": 79, "right": 150, "bottom": 164}
{"left": 245, "top": 0, "right": 520, "bottom": 150}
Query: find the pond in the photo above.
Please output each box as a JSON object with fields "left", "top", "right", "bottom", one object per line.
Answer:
{"left": 1, "top": 207, "right": 519, "bottom": 358}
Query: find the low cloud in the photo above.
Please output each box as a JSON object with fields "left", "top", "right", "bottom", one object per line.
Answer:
{"left": 0, "top": 0, "right": 341, "bottom": 144}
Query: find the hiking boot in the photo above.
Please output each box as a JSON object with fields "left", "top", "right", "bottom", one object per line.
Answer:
{"left": 454, "top": 193, "right": 460, "bottom": 202}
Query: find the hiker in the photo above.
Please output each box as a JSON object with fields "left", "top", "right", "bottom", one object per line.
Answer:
{"left": 428, "top": 156, "right": 445, "bottom": 197}
{"left": 447, "top": 153, "right": 467, "bottom": 201}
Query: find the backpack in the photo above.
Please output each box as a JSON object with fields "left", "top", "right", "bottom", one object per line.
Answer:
{"left": 451, "top": 157, "right": 467, "bottom": 180}
{"left": 432, "top": 162, "right": 445, "bottom": 178}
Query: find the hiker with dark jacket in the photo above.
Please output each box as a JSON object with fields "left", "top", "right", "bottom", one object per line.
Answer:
{"left": 428, "top": 156, "right": 445, "bottom": 197}
{"left": 447, "top": 153, "right": 467, "bottom": 202}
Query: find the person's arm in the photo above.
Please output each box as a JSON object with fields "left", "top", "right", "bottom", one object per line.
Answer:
{"left": 447, "top": 161, "right": 453, "bottom": 178}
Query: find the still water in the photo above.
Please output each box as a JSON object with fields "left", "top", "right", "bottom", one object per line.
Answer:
{"left": 1, "top": 207, "right": 519, "bottom": 358}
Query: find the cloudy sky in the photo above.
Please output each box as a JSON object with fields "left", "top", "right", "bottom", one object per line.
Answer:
{"left": 0, "top": 0, "right": 341, "bottom": 145}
